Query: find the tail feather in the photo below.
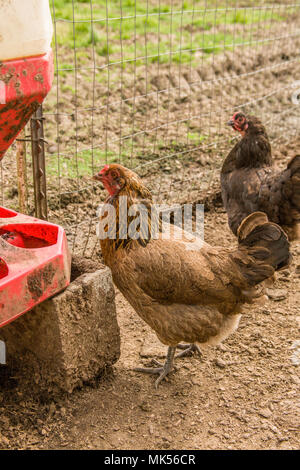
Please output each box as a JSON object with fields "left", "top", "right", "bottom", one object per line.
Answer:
{"left": 235, "top": 212, "right": 291, "bottom": 287}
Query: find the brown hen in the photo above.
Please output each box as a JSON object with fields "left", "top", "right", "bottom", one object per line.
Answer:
{"left": 94, "top": 164, "right": 291, "bottom": 387}
{"left": 221, "top": 112, "right": 300, "bottom": 240}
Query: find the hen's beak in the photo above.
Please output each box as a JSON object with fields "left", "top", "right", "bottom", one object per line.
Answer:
{"left": 227, "top": 119, "right": 235, "bottom": 127}
{"left": 93, "top": 172, "right": 102, "bottom": 182}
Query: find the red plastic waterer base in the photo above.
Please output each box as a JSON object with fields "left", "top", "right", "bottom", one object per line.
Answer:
{"left": 0, "top": 207, "right": 71, "bottom": 328}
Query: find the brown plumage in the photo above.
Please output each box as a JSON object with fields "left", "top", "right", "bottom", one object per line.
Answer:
{"left": 221, "top": 112, "right": 300, "bottom": 240}
{"left": 94, "top": 164, "right": 291, "bottom": 387}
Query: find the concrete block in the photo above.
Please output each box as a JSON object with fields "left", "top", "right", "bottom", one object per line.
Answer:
{"left": 0, "top": 266, "right": 120, "bottom": 393}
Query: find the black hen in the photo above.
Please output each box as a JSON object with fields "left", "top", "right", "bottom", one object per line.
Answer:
{"left": 221, "top": 112, "right": 300, "bottom": 241}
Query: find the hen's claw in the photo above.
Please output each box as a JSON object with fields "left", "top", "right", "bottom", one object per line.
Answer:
{"left": 133, "top": 366, "right": 171, "bottom": 388}
{"left": 151, "top": 358, "right": 178, "bottom": 370}
{"left": 176, "top": 343, "right": 202, "bottom": 358}
{"left": 134, "top": 346, "right": 176, "bottom": 388}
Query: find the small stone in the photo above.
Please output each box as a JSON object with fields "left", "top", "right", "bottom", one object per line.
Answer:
{"left": 278, "top": 277, "right": 290, "bottom": 283}
{"left": 277, "top": 435, "right": 289, "bottom": 442}
{"left": 140, "top": 401, "right": 152, "bottom": 412}
{"left": 217, "top": 343, "right": 229, "bottom": 352}
{"left": 48, "top": 144, "right": 58, "bottom": 154}
{"left": 196, "top": 155, "right": 206, "bottom": 166}
{"left": 215, "top": 358, "right": 226, "bottom": 369}
{"left": 278, "top": 270, "right": 290, "bottom": 279}
{"left": 192, "top": 377, "right": 201, "bottom": 386}
{"left": 0, "top": 436, "right": 10, "bottom": 447}
{"left": 0, "top": 416, "right": 10, "bottom": 427}
{"left": 269, "top": 424, "right": 279, "bottom": 434}
{"left": 274, "top": 308, "right": 286, "bottom": 315}
{"left": 259, "top": 408, "right": 272, "bottom": 418}
{"left": 290, "top": 374, "right": 300, "bottom": 385}
{"left": 49, "top": 402, "right": 56, "bottom": 416}
{"left": 266, "top": 288, "right": 288, "bottom": 301}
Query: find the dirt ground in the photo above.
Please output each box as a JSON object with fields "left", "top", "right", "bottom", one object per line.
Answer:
{"left": 0, "top": 135, "right": 299, "bottom": 450}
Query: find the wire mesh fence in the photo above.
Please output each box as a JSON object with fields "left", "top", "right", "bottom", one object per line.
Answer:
{"left": 1, "top": 0, "right": 299, "bottom": 257}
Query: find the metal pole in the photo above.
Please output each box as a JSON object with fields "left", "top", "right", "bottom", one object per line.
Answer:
{"left": 30, "top": 105, "right": 48, "bottom": 220}
{"left": 16, "top": 129, "right": 28, "bottom": 214}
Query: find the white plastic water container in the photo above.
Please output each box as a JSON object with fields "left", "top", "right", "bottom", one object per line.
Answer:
{"left": 0, "top": 0, "right": 53, "bottom": 61}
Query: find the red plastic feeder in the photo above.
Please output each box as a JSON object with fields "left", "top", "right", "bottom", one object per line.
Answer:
{"left": 0, "top": 208, "right": 71, "bottom": 328}
{"left": 0, "top": 50, "right": 54, "bottom": 161}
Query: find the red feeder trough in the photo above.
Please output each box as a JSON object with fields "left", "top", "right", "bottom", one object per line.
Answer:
{"left": 0, "top": 2, "right": 71, "bottom": 329}
{"left": 0, "top": 209, "right": 71, "bottom": 328}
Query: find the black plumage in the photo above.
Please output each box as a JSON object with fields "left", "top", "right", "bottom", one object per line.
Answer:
{"left": 221, "top": 113, "right": 300, "bottom": 240}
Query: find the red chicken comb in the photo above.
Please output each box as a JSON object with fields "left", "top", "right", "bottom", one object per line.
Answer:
{"left": 92, "top": 164, "right": 110, "bottom": 181}
{"left": 100, "top": 164, "right": 110, "bottom": 174}
{"left": 231, "top": 111, "right": 246, "bottom": 120}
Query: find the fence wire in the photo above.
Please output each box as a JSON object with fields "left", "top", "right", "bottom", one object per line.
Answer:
{"left": 1, "top": 0, "right": 299, "bottom": 257}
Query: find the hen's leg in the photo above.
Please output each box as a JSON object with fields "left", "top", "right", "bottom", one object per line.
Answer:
{"left": 176, "top": 343, "right": 202, "bottom": 358}
{"left": 134, "top": 346, "right": 176, "bottom": 388}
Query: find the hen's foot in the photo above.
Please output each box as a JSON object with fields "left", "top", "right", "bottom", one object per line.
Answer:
{"left": 134, "top": 346, "right": 176, "bottom": 388}
{"left": 176, "top": 343, "right": 202, "bottom": 358}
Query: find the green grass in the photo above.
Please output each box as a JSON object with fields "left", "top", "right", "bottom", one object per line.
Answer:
{"left": 46, "top": 149, "right": 115, "bottom": 178}
{"left": 186, "top": 132, "right": 207, "bottom": 143}
{"left": 46, "top": 146, "right": 141, "bottom": 178}
{"left": 46, "top": 132, "right": 209, "bottom": 180}
{"left": 52, "top": 0, "right": 286, "bottom": 68}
